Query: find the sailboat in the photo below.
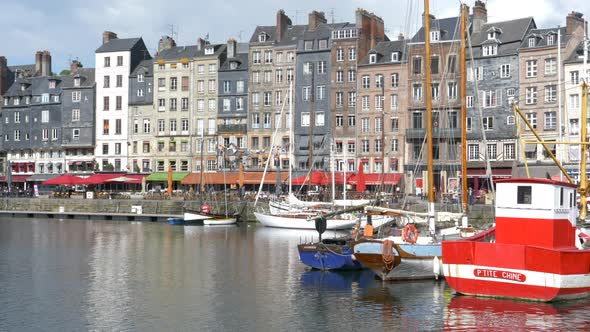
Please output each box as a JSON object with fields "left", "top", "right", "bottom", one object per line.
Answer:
{"left": 352, "top": 2, "right": 472, "bottom": 280}
{"left": 183, "top": 133, "right": 238, "bottom": 225}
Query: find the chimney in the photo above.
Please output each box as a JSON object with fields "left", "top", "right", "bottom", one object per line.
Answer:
{"left": 308, "top": 11, "right": 327, "bottom": 31}
{"left": 35, "top": 51, "right": 43, "bottom": 75}
{"left": 70, "top": 59, "right": 82, "bottom": 75}
{"left": 227, "top": 38, "right": 237, "bottom": 58}
{"left": 197, "top": 37, "right": 206, "bottom": 51}
{"left": 355, "top": 9, "right": 385, "bottom": 63}
{"left": 566, "top": 11, "right": 585, "bottom": 36}
{"left": 102, "top": 31, "right": 118, "bottom": 45}
{"left": 276, "top": 9, "right": 292, "bottom": 42}
{"left": 41, "top": 51, "right": 52, "bottom": 77}
{"left": 472, "top": 0, "right": 488, "bottom": 33}
{"left": 398, "top": 33, "right": 405, "bottom": 41}
{"left": 158, "top": 35, "right": 177, "bottom": 53}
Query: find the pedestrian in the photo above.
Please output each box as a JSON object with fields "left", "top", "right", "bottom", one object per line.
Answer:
{"left": 468, "top": 187, "right": 474, "bottom": 206}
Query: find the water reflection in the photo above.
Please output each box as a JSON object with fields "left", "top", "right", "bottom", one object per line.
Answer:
{"left": 444, "top": 295, "right": 590, "bottom": 330}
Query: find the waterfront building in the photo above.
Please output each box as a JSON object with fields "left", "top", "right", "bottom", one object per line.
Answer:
{"left": 152, "top": 39, "right": 197, "bottom": 173}
{"left": 217, "top": 39, "right": 249, "bottom": 170}
{"left": 356, "top": 38, "right": 408, "bottom": 178}
{"left": 465, "top": 1, "right": 536, "bottom": 189}
{"left": 563, "top": 36, "right": 589, "bottom": 180}
{"left": 517, "top": 11, "right": 584, "bottom": 174}
{"left": 247, "top": 10, "right": 304, "bottom": 171}
{"left": 1, "top": 52, "right": 96, "bottom": 181}
{"left": 405, "top": 12, "right": 464, "bottom": 194}
{"left": 128, "top": 58, "right": 154, "bottom": 173}
{"left": 192, "top": 39, "right": 227, "bottom": 172}
{"left": 331, "top": 9, "right": 386, "bottom": 174}
{"left": 95, "top": 31, "right": 150, "bottom": 171}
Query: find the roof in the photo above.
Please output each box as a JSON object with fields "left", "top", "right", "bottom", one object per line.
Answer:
{"left": 410, "top": 15, "right": 468, "bottom": 43}
{"left": 564, "top": 40, "right": 590, "bottom": 64}
{"left": 8, "top": 64, "right": 35, "bottom": 73}
{"left": 95, "top": 37, "right": 141, "bottom": 53}
{"left": 155, "top": 45, "right": 199, "bottom": 61}
{"left": 358, "top": 39, "right": 408, "bottom": 65}
{"left": 519, "top": 27, "right": 568, "bottom": 50}
{"left": 470, "top": 17, "right": 535, "bottom": 57}
{"left": 219, "top": 52, "right": 249, "bottom": 71}
{"left": 130, "top": 59, "right": 154, "bottom": 77}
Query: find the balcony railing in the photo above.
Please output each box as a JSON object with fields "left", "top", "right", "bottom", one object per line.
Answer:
{"left": 217, "top": 124, "right": 247, "bottom": 134}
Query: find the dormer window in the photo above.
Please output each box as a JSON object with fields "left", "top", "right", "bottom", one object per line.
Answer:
{"left": 258, "top": 32, "right": 267, "bottom": 42}
{"left": 488, "top": 32, "right": 496, "bottom": 40}
{"left": 230, "top": 62, "right": 238, "bottom": 70}
{"left": 391, "top": 52, "right": 399, "bottom": 62}
{"left": 431, "top": 30, "right": 440, "bottom": 42}
{"left": 41, "top": 93, "right": 49, "bottom": 103}
{"left": 74, "top": 78, "right": 81, "bottom": 87}
{"left": 204, "top": 47, "right": 214, "bottom": 55}
{"left": 528, "top": 37, "right": 536, "bottom": 47}
{"left": 14, "top": 97, "right": 19, "bottom": 106}
{"left": 20, "top": 84, "right": 26, "bottom": 91}
{"left": 3, "top": 98, "right": 8, "bottom": 106}
{"left": 369, "top": 54, "right": 377, "bottom": 64}
{"left": 547, "top": 34, "right": 555, "bottom": 46}
{"left": 49, "top": 80, "right": 56, "bottom": 89}
{"left": 137, "top": 74, "right": 144, "bottom": 82}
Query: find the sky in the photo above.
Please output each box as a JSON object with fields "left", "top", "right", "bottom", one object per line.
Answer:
{"left": 1, "top": 0, "right": 587, "bottom": 73}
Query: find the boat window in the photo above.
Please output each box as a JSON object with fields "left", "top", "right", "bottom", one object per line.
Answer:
{"left": 517, "top": 186, "right": 532, "bottom": 204}
{"left": 560, "top": 188, "right": 564, "bottom": 207}
{"left": 570, "top": 192, "right": 574, "bottom": 208}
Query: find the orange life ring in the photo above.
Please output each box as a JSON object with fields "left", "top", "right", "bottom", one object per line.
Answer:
{"left": 403, "top": 224, "right": 418, "bottom": 244}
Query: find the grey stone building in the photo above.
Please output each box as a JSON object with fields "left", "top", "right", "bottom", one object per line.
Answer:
{"left": 294, "top": 11, "right": 339, "bottom": 172}
{"left": 218, "top": 39, "right": 249, "bottom": 170}
{"left": 466, "top": 1, "right": 536, "bottom": 189}
{"left": 0, "top": 54, "right": 96, "bottom": 180}
{"left": 128, "top": 59, "right": 154, "bottom": 173}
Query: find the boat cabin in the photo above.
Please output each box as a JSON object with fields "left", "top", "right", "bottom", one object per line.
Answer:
{"left": 495, "top": 178, "right": 578, "bottom": 249}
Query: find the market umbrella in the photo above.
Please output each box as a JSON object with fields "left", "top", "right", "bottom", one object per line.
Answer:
{"left": 167, "top": 166, "right": 173, "bottom": 196}
{"left": 105, "top": 175, "right": 142, "bottom": 184}
{"left": 356, "top": 162, "right": 366, "bottom": 192}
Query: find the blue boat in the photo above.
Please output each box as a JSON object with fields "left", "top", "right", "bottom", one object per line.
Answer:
{"left": 167, "top": 218, "right": 186, "bottom": 225}
{"left": 298, "top": 238, "right": 365, "bottom": 270}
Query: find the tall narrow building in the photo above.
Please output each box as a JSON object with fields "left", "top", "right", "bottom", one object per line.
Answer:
{"left": 94, "top": 31, "right": 150, "bottom": 171}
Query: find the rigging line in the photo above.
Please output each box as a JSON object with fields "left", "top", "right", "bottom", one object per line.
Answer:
{"left": 467, "top": 21, "right": 496, "bottom": 196}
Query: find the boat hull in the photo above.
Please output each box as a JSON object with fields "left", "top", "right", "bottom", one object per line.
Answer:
{"left": 443, "top": 240, "right": 590, "bottom": 301}
{"left": 203, "top": 217, "right": 237, "bottom": 225}
{"left": 353, "top": 240, "right": 442, "bottom": 280}
{"left": 298, "top": 243, "right": 363, "bottom": 270}
{"left": 254, "top": 212, "right": 357, "bottom": 230}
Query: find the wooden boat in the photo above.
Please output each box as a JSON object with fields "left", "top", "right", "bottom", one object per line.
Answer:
{"left": 298, "top": 238, "right": 365, "bottom": 270}
{"left": 442, "top": 178, "right": 590, "bottom": 301}
{"left": 254, "top": 211, "right": 357, "bottom": 230}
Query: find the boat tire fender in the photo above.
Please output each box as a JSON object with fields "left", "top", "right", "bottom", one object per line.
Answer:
{"left": 403, "top": 224, "right": 418, "bottom": 244}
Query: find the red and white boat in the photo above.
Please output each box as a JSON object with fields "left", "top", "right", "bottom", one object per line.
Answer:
{"left": 443, "top": 178, "right": 590, "bottom": 302}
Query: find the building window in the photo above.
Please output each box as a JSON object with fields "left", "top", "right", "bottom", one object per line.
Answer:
{"left": 487, "top": 144, "right": 497, "bottom": 160}
{"left": 431, "top": 30, "right": 440, "bottom": 41}
{"left": 545, "top": 58, "right": 556, "bottom": 75}
{"left": 116, "top": 75, "right": 123, "bottom": 88}
{"left": 468, "top": 144, "right": 479, "bottom": 161}
{"left": 336, "top": 115, "right": 343, "bottom": 126}
{"left": 117, "top": 56, "right": 123, "bottom": 66}
{"left": 349, "top": 48, "right": 356, "bottom": 60}
{"left": 304, "top": 40, "right": 313, "bottom": 51}
{"left": 525, "top": 113, "right": 537, "bottom": 130}
{"left": 103, "top": 119, "right": 109, "bottom": 135}
{"left": 482, "top": 90, "right": 499, "bottom": 108}
{"left": 500, "top": 64, "right": 510, "bottom": 78}
{"left": 72, "top": 109, "right": 80, "bottom": 121}
{"left": 362, "top": 75, "right": 370, "bottom": 89}
{"left": 170, "top": 98, "right": 177, "bottom": 111}
{"left": 362, "top": 140, "right": 370, "bottom": 153}
{"left": 525, "top": 87, "right": 537, "bottom": 104}
{"left": 115, "top": 119, "right": 122, "bottom": 134}
{"left": 431, "top": 56, "right": 439, "bottom": 74}
{"left": 482, "top": 117, "right": 493, "bottom": 130}
{"left": 482, "top": 45, "right": 497, "bottom": 56}
{"left": 569, "top": 94, "right": 580, "bottom": 109}
{"left": 448, "top": 82, "right": 457, "bottom": 100}
{"left": 144, "top": 119, "right": 151, "bottom": 133}
{"left": 413, "top": 84, "right": 422, "bottom": 101}
{"left": 391, "top": 94, "right": 398, "bottom": 111}
{"left": 181, "top": 98, "right": 189, "bottom": 111}
{"left": 73, "top": 128, "right": 80, "bottom": 139}
{"left": 263, "top": 92, "right": 272, "bottom": 106}
{"left": 116, "top": 96, "right": 122, "bottom": 110}
{"left": 431, "top": 83, "right": 440, "bottom": 101}
{"left": 571, "top": 71, "right": 580, "bottom": 85}
{"left": 391, "top": 73, "right": 399, "bottom": 88}
{"left": 252, "top": 113, "right": 260, "bottom": 128}
{"left": 41, "top": 110, "right": 49, "bottom": 123}
{"left": 507, "top": 115, "right": 515, "bottom": 125}
{"left": 413, "top": 57, "right": 422, "bottom": 74}
{"left": 336, "top": 92, "right": 344, "bottom": 106}
{"left": 544, "top": 111, "right": 556, "bottom": 130}
{"left": 348, "top": 92, "right": 356, "bottom": 107}
{"left": 103, "top": 75, "right": 110, "bottom": 88}
{"left": 316, "top": 112, "right": 325, "bottom": 126}
{"left": 361, "top": 118, "right": 370, "bottom": 132}
{"left": 447, "top": 55, "right": 456, "bottom": 73}
{"left": 301, "top": 112, "right": 310, "bottom": 127}
{"left": 545, "top": 85, "right": 557, "bottom": 102}
{"left": 526, "top": 60, "right": 537, "bottom": 78}
{"left": 361, "top": 96, "right": 370, "bottom": 111}
{"left": 337, "top": 48, "right": 344, "bottom": 61}
{"left": 104, "top": 57, "right": 110, "bottom": 67}
{"left": 504, "top": 143, "right": 515, "bottom": 160}
{"left": 348, "top": 115, "right": 356, "bottom": 127}
{"left": 466, "top": 117, "right": 472, "bottom": 132}
{"left": 528, "top": 37, "right": 536, "bottom": 47}
{"left": 115, "top": 143, "right": 121, "bottom": 155}
{"left": 369, "top": 54, "right": 377, "bottom": 64}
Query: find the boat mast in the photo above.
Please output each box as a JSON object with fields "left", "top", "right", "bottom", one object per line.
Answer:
{"left": 331, "top": 139, "right": 336, "bottom": 207}
{"left": 343, "top": 142, "right": 347, "bottom": 208}
{"left": 580, "top": 27, "right": 589, "bottom": 221}
{"left": 381, "top": 77, "right": 385, "bottom": 192}
{"left": 424, "top": 0, "right": 436, "bottom": 234}
{"left": 460, "top": 4, "right": 468, "bottom": 222}
{"left": 199, "top": 132, "right": 205, "bottom": 196}
{"left": 308, "top": 63, "right": 315, "bottom": 174}
{"left": 557, "top": 27, "right": 563, "bottom": 181}
{"left": 289, "top": 81, "right": 293, "bottom": 196}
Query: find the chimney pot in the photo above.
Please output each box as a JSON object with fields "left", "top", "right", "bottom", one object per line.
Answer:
{"left": 102, "top": 31, "right": 118, "bottom": 44}
{"left": 308, "top": 11, "right": 327, "bottom": 31}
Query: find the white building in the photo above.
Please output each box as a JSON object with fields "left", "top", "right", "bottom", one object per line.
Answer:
{"left": 95, "top": 31, "right": 150, "bottom": 171}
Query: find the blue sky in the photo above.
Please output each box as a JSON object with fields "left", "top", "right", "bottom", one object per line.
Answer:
{"left": 0, "top": 0, "right": 582, "bottom": 73}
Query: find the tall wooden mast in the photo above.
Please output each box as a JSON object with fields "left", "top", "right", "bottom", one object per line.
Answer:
{"left": 424, "top": 0, "right": 435, "bottom": 232}
{"left": 580, "top": 82, "right": 588, "bottom": 220}
{"left": 460, "top": 4, "right": 468, "bottom": 216}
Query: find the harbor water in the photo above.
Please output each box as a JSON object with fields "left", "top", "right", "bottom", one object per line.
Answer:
{"left": 0, "top": 218, "right": 588, "bottom": 331}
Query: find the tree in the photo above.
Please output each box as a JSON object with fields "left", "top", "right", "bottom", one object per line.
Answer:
{"left": 59, "top": 69, "right": 71, "bottom": 75}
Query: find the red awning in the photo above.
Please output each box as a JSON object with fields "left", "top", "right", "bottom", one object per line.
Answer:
{"left": 291, "top": 171, "right": 329, "bottom": 186}
{"left": 79, "top": 173, "right": 127, "bottom": 185}
{"left": 0, "top": 175, "right": 29, "bottom": 183}
{"left": 349, "top": 173, "right": 403, "bottom": 186}
{"left": 42, "top": 174, "right": 85, "bottom": 185}
{"left": 105, "top": 174, "right": 146, "bottom": 184}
